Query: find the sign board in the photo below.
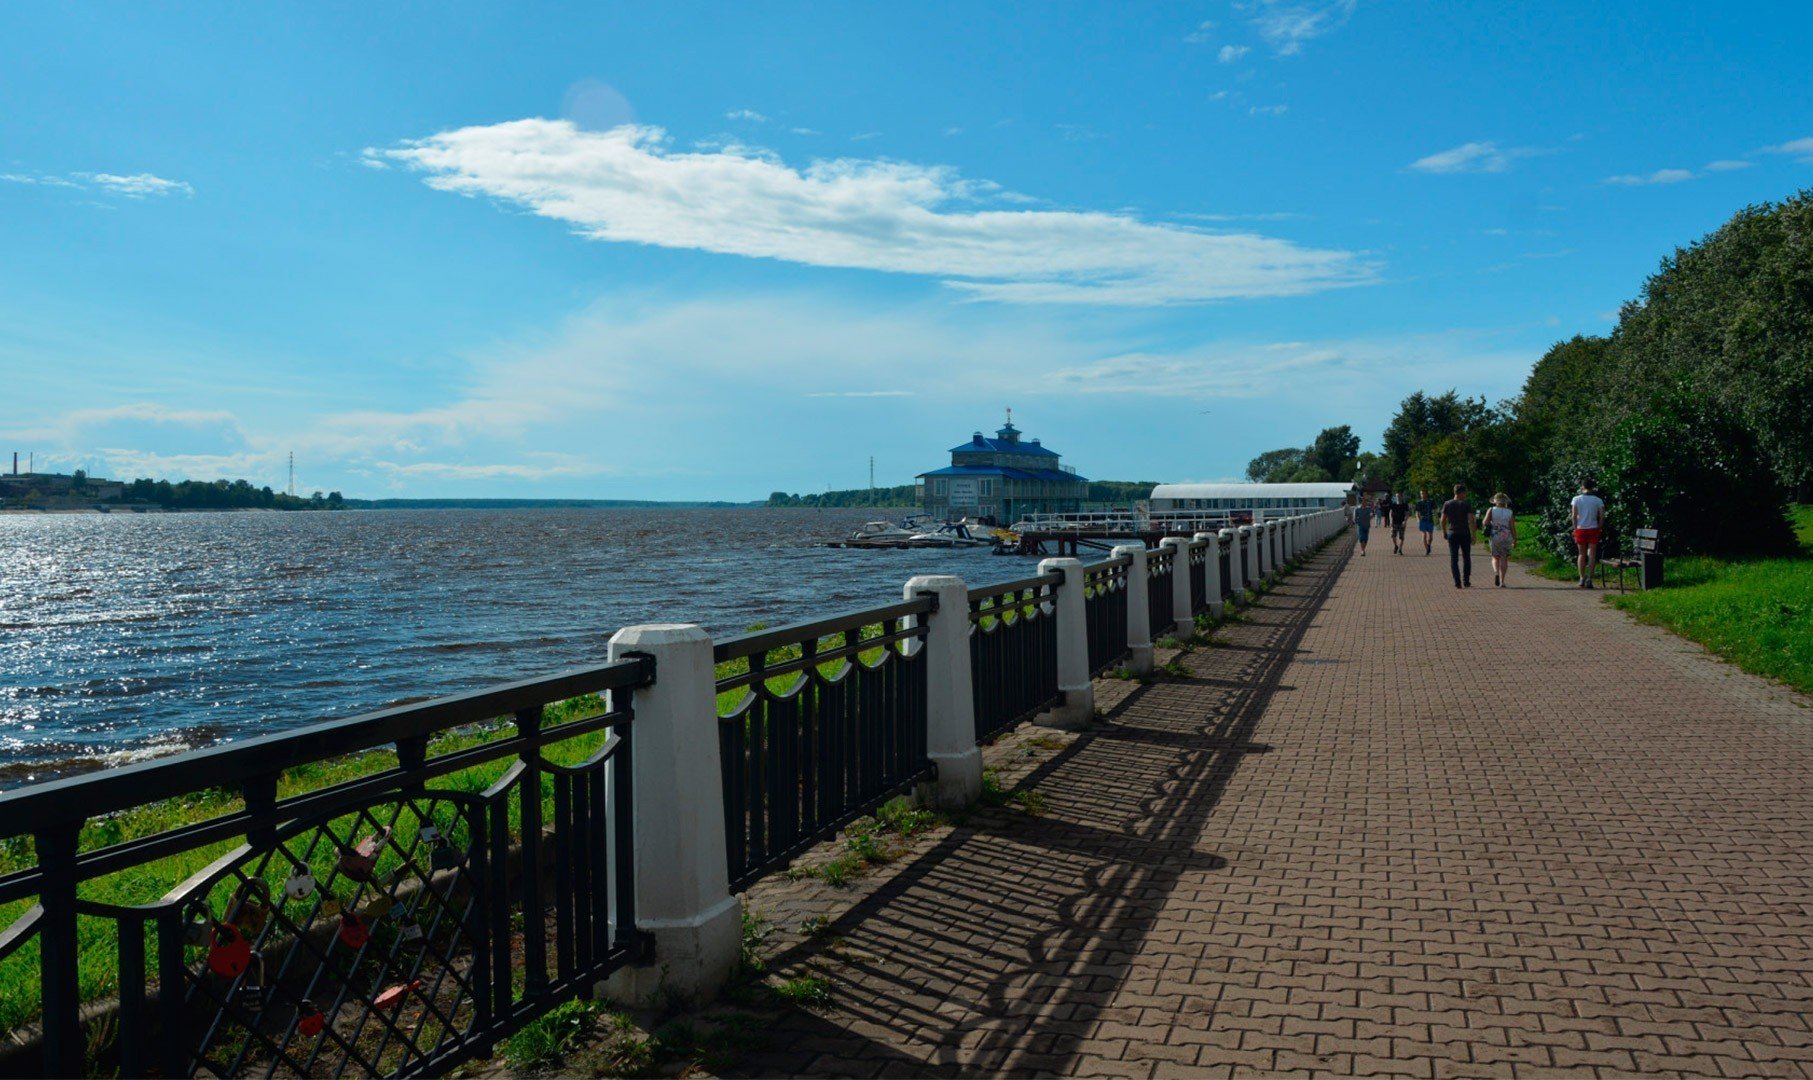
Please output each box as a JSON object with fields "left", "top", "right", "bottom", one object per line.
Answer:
{"left": 949, "top": 478, "right": 978, "bottom": 507}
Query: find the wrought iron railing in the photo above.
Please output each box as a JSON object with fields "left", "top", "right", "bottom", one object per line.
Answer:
{"left": 1147, "top": 549, "right": 1176, "bottom": 639}
{"left": 1219, "top": 544, "right": 1233, "bottom": 600}
{"left": 1083, "top": 556, "right": 1131, "bottom": 677}
{"left": 715, "top": 600, "right": 932, "bottom": 892}
{"left": 0, "top": 659, "right": 652, "bottom": 1079}
{"left": 1240, "top": 540, "right": 1251, "bottom": 586}
{"left": 967, "top": 574, "right": 1062, "bottom": 743}
{"left": 1189, "top": 540, "right": 1209, "bottom": 613}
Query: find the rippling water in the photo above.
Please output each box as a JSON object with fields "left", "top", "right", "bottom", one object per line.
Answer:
{"left": 0, "top": 508, "right": 1016, "bottom": 786}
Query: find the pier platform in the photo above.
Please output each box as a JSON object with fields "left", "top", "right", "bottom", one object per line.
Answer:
{"left": 734, "top": 534, "right": 1813, "bottom": 1076}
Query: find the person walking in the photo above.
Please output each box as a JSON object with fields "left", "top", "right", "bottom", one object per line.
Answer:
{"left": 1571, "top": 478, "right": 1607, "bottom": 588}
{"left": 1415, "top": 489, "right": 1436, "bottom": 555}
{"left": 1440, "top": 483, "right": 1476, "bottom": 588}
{"left": 1388, "top": 492, "right": 1409, "bottom": 554}
{"left": 1353, "top": 497, "right": 1374, "bottom": 556}
{"left": 1482, "top": 492, "right": 1516, "bottom": 587}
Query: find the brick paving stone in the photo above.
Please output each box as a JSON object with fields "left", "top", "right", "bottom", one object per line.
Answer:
{"left": 722, "top": 534, "right": 1813, "bottom": 1078}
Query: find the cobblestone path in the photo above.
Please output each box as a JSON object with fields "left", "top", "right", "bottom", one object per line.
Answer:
{"left": 731, "top": 534, "right": 1813, "bottom": 1077}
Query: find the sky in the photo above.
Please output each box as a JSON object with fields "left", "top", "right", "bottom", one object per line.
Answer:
{"left": 3, "top": 1, "right": 1811, "bottom": 500}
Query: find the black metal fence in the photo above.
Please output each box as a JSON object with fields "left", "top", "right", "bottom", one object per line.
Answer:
{"left": 1147, "top": 549, "right": 1176, "bottom": 639}
{"left": 715, "top": 600, "right": 932, "bottom": 892}
{"left": 1083, "top": 556, "right": 1131, "bottom": 676}
{"left": 1240, "top": 539, "right": 1251, "bottom": 586}
{"left": 1219, "top": 543, "right": 1233, "bottom": 600}
{"left": 968, "top": 574, "right": 1062, "bottom": 743}
{"left": 0, "top": 659, "right": 652, "bottom": 1079}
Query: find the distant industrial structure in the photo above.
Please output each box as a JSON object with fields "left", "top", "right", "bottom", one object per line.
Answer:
{"left": 917, "top": 414, "right": 1089, "bottom": 524}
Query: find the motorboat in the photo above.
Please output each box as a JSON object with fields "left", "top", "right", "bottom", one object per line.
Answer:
{"left": 904, "top": 521, "right": 991, "bottom": 548}
{"left": 829, "top": 513, "right": 938, "bottom": 548}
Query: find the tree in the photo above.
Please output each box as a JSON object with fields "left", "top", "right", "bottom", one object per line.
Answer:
{"left": 71, "top": 468, "right": 89, "bottom": 494}
{"left": 1245, "top": 448, "right": 1306, "bottom": 483}
{"left": 1307, "top": 425, "right": 1360, "bottom": 479}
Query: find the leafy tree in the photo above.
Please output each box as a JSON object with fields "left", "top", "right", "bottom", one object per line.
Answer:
{"left": 1307, "top": 425, "right": 1360, "bottom": 479}
{"left": 71, "top": 468, "right": 89, "bottom": 494}
{"left": 1245, "top": 448, "right": 1306, "bottom": 483}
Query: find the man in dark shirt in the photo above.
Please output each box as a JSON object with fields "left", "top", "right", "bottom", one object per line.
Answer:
{"left": 1388, "top": 494, "right": 1409, "bottom": 554}
{"left": 1440, "top": 484, "right": 1477, "bottom": 588}
{"left": 1415, "top": 490, "right": 1436, "bottom": 555}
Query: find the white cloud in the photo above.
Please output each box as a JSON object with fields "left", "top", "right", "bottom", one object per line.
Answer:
{"left": 1407, "top": 141, "right": 1542, "bottom": 175}
{"left": 726, "top": 109, "right": 768, "bottom": 123}
{"left": 1604, "top": 168, "right": 1695, "bottom": 185}
{"left": 790, "top": 127, "right": 822, "bottom": 136}
{"left": 1, "top": 172, "right": 83, "bottom": 188}
{"left": 1184, "top": 20, "right": 1216, "bottom": 44}
{"left": 1249, "top": 104, "right": 1288, "bottom": 116}
{"left": 1760, "top": 136, "right": 1813, "bottom": 163}
{"left": 1242, "top": 0, "right": 1357, "bottom": 55}
{"left": 1218, "top": 44, "right": 1250, "bottom": 63}
{"left": 1704, "top": 159, "right": 1753, "bottom": 172}
{"left": 373, "top": 118, "right": 1375, "bottom": 305}
{"left": 85, "top": 173, "right": 193, "bottom": 197}
{"left": 1179, "top": 211, "right": 1306, "bottom": 222}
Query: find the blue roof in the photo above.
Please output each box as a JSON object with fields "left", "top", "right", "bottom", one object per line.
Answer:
{"left": 918, "top": 464, "right": 1089, "bottom": 483}
{"left": 946, "top": 436, "right": 1060, "bottom": 457}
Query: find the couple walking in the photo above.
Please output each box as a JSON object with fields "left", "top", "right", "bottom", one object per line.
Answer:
{"left": 1435, "top": 484, "right": 1516, "bottom": 588}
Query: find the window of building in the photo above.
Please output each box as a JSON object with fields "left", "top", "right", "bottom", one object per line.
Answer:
{"left": 935, "top": 480, "right": 947, "bottom": 495}
{"left": 979, "top": 479, "right": 992, "bottom": 496}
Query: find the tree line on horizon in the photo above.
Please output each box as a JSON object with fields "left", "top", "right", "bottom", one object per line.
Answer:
{"left": 1250, "top": 189, "right": 1812, "bottom": 558}
{"left": 114, "top": 475, "right": 345, "bottom": 511}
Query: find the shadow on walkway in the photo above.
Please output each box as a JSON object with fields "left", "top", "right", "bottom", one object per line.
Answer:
{"left": 730, "top": 542, "right": 1352, "bottom": 1077}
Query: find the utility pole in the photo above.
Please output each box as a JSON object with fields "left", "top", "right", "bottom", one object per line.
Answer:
{"left": 869, "top": 456, "right": 875, "bottom": 490}
{"left": 288, "top": 452, "right": 295, "bottom": 497}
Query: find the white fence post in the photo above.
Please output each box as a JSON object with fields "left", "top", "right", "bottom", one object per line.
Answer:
{"left": 1113, "top": 543, "right": 1154, "bottom": 675}
{"left": 1224, "top": 527, "right": 1245, "bottom": 599}
{"left": 1194, "top": 532, "right": 1224, "bottom": 620}
{"left": 1036, "top": 557, "right": 1094, "bottom": 729}
{"left": 904, "top": 575, "right": 982, "bottom": 809}
{"left": 1161, "top": 537, "right": 1194, "bottom": 638}
{"left": 604, "top": 624, "right": 741, "bottom": 1005}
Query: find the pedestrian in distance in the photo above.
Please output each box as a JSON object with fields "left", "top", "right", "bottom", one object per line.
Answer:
{"left": 1389, "top": 492, "right": 1409, "bottom": 554}
{"left": 1353, "top": 497, "right": 1374, "bottom": 556}
{"left": 1571, "top": 478, "right": 1607, "bottom": 588}
{"left": 1415, "top": 489, "right": 1436, "bottom": 555}
{"left": 1482, "top": 492, "right": 1515, "bottom": 587}
{"left": 1440, "top": 483, "right": 1476, "bottom": 588}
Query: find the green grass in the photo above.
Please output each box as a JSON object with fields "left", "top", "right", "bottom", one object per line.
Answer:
{"left": 1515, "top": 505, "right": 1813, "bottom": 695}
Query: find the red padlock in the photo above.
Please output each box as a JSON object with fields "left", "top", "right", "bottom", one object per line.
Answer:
{"left": 296, "top": 1000, "right": 326, "bottom": 1037}
{"left": 336, "top": 827, "right": 391, "bottom": 882}
{"left": 336, "top": 910, "right": 370, "bottom": 950}
{"left": 206, "top": 922, "right": 253, "bottom": 978}
{"left": 373, "top": 979, "right": 423, "bottom": 1012}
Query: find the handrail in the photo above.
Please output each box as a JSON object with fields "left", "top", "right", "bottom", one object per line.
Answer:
{"left": 966, "top": 571, "right": 1063, "bottom": 605}
{"left": 0, "top": 655, "right": 655, "bottom": 834}
{"left": 713, "top": 596, "right": 935, "bottom": 663}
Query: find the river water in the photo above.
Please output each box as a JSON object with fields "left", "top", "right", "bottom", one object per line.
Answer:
{"left": 0, "top": 507, "right": 1022, "bottom": 786}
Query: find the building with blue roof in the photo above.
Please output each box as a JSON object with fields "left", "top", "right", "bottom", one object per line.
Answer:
{"left": 916, "top": 413, "right": 1089, "bottom": 524}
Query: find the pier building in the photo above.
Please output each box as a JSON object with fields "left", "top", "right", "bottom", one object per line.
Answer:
{"left": 1149, "top": 481, "right": 1353, "bottom": 520}
{"left": 916, "top": 416, "right": 1089, "bottom": 524}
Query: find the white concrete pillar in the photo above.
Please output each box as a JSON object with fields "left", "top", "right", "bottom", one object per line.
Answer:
{"left": 1224, "top": 527, "right": 1245, "bottom": 599}
{"left": 1036, "top": 557, "right": 1093, "bottom": 729}
{"left": 1247, "top": 524, "right": 1266, "bottom": 583}
{"left": 1193, "top": 532, "right": 1224, "bottom": 620}
{"left": 1160, "top": 537, "right": 1194, "bottom": 638}
{"left": 904, "top": 575, "right": 982, "bottom": 809}
{"left": 604, "top": 624, "right": 741, "bottom": 1005}
{"left": 1113, "top": 543, "right": 1154, "bottom": 675}
{"left": 1270, "top": 521, "right": 1282, "bottom": 571}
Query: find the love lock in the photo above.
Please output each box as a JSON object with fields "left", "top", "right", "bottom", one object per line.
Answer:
{"left": 429, "top": 838, "right": 462, "bottom": 871}
{"left": 227, "top": 880, "right": 272, "bottom": 937}
{"left": 373, "top": 979, "right": 423, "bottom": 1012}
{"left": 336, "top": 827, "right": 391, "bottom": 882}
{"left": 182, "top": 902, "right": 213, "bottom": 947}
{"left": 397, "top": 920, "right": 425, "bottom": 946}
{"left": 207, "top": 922, "right": 253, "bottom": 979}
{"left": 317, "top": 898, "right": 341, "bottom": 919}
{"left": 336, "top": 910, "right": 370, "bottom": 950}
{"left": 283, "top": 869, "right": 316, "bottom": 901}
{"left": 238, "top": 951, "right": 268, "bottom": 1012}
{"left": 363, "top": 893, "right": 394, "bottom": 920}
{"left": 296, "top": 999, "right": 326, "bottom": 1038}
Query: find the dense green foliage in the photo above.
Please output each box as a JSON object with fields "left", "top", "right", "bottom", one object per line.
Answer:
{"left": 1385, "top": 189, "right": 1813, "bottom": 557}
{"left": 766, "top": 484, "right": 917, "bottom": 508}
{"left": 1245, "top": 425, "right": 1360, "bottom": 483}
{"left": 1086, "top": 480, "right": 1162, "bottom": 505}
{"left": 121, "top": 477, "right": 345, "bottom": 511}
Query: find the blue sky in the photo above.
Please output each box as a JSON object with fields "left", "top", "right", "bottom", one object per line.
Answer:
{"left": 3, "top": 1, "right": 1810, "bottom": 499}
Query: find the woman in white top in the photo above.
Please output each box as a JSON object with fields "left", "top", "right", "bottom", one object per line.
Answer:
{"left": 1482, "top": 492, "right": 1516, "bottom": 587}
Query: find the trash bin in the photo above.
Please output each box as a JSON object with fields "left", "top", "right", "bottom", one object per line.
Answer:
{"left": 1640, "top": 550, "right": 1663, "bottom": 590}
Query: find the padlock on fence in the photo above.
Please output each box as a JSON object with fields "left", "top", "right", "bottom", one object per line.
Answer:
{"left": 238, "top": 951, "right": 268, "bottom": 1012}
{"left": 207, "top": 922, "right": 253, "bottom": 979}
{"left": 296, "top": 999, "right": 326, "bottom": 1038}
{"left": 283, "top": 868, "right": 316, "bottom": 901}
{"left": 337, "top": 909, "right": 370, "bottom": 950}
{"left": 336, "top": 827, "right": 390, "bottom": 882}
{"left": 227, "top": 879, "right": 272, "bottom": 937}
{"left": 183, "top": 901, "right": 213, "bottom": 947}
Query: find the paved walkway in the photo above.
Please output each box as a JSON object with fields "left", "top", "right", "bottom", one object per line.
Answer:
{"left": 733, "top": 534, "right": 1813, "bottom": 1077}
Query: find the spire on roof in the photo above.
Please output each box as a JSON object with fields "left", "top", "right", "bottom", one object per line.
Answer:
{"left": 996, "top": 406, "right": 1021, "bottom": 443}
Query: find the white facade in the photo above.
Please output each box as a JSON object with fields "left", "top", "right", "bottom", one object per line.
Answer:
{"left": 1150, "top": 482, "right": 1353, "bottom": 516}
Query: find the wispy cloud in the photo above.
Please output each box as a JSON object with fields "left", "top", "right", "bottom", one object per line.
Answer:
{"left": 1178, "top": 211, "right": 1307, "bottom": 223}
{"left": 1242, "top": 0, "right": 1358, "bottom": 56}
{"left": 1249, "top": 104, "right": 1288, "bottom": 117}
{"left": 1407, "top": 141, "right": 1543, "bottom": 175}
{"left": 1604, "top": 167, "right": 1695, "bottom": 186}
{"left": 1759, "top": 136, "right": 1813, "bottom": 163}
{"left": 373, "top": 119, "right": 1375, "bottom": 305}
{"left": 1704, "top": 159, "right": 1753, "bottom": 172}
{"left": 1184, "top": 20, "right": 1216, "bottom": 44}
{"left": 725, "top": 108, "right": 768, "bottom": 123}
{"left": 0, "top": 170, "right": 192, "bottom": 197}
{"left": 1218, "top": 44, "right": 1250, "bottom": 63}
{"left": 789, "top": 127, "right": 822, "bottom": 136}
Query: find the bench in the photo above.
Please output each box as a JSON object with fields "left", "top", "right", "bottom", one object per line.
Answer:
{"left": 1597, "top": 527, "right": 1660, "bottom": 592}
